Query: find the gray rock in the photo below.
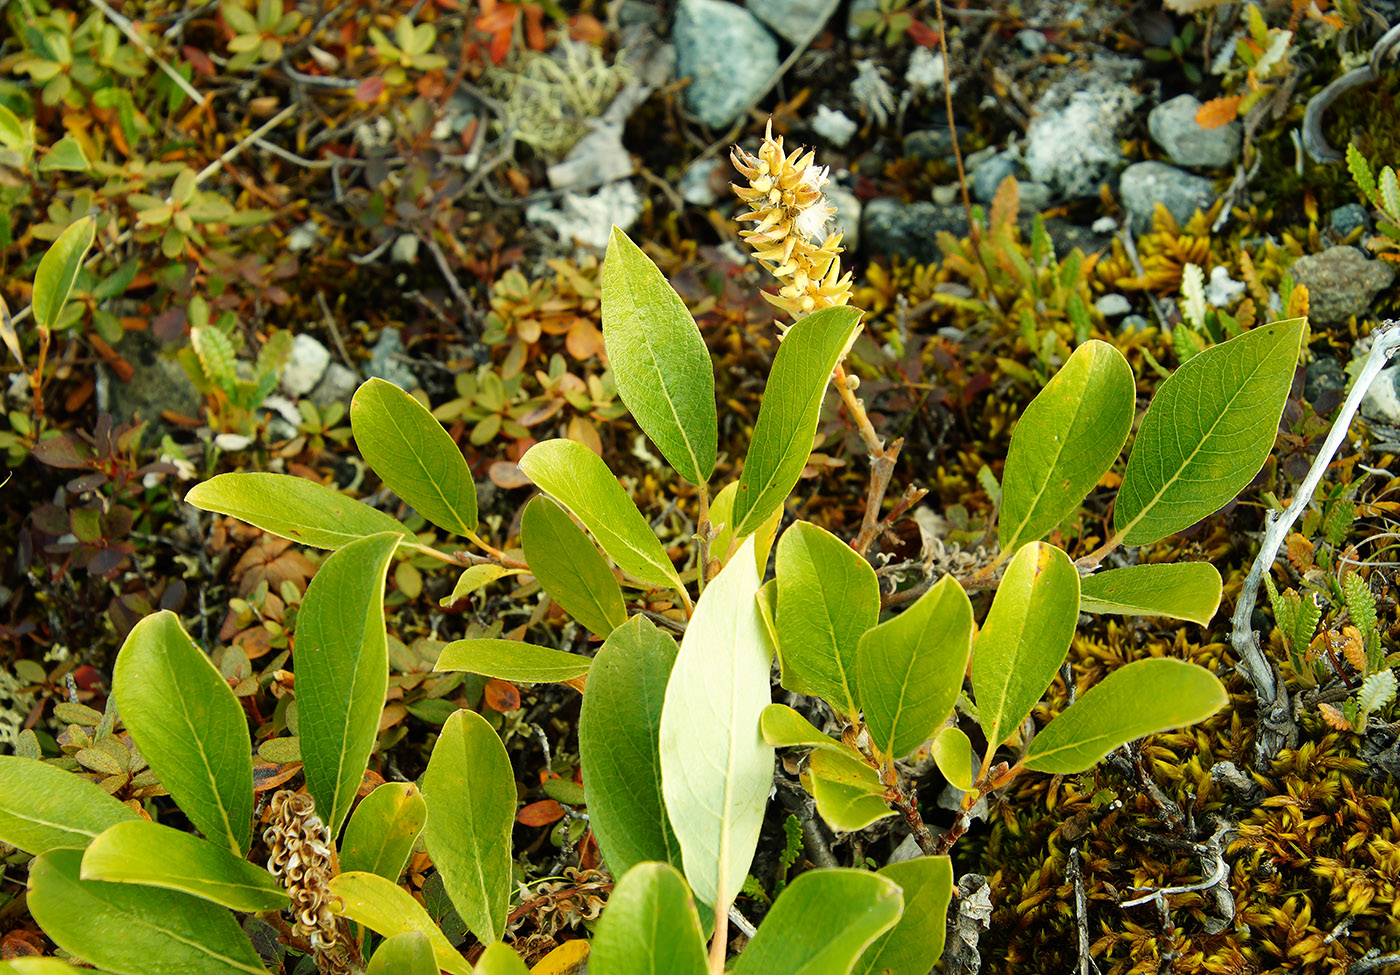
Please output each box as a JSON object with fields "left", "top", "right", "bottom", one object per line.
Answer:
{"left": 282, "top": 334, "right": 331, "bottom": 397}
{"left": 310, "top": 363, "right": 359, "bottom": 410}
{"left": 98, "top": 331, "right": 202, "bottom": 434}
{"left": 674, "top": 0, "right": 778, "bottom": 130}
{"left": 1330, "top": 203, "right": 1369, "bottom": 238}
{"left": 1362, "top": 362, "right": 1400, "bottom": 427}
{"left": 1119, "top": 314, "right": 1150, "bottom": 332}
{"left": 828, "top": 188, "right": 862, "bottom": 251}
{"left": 1095, "top": 294, "right": 1132, "bottom": 317}
{"left": 1016, "top": 29, "right": 1048, "bottom": 53}
{"left": 1119, "top": 161, "right": 1215, "bottom": 233}
{"left": 1290, "top": 246, "right": 1397, "bottom": 326}
{"left": 745, "top": 0, "right": 832, "bottom": 44}
{"left": 1304, "top": 356, "right": 1347, "bottom": 411}
{"left": 1147, "top": 94, "right": 1241, "bottom": 169}
{"left": 367, "top": 328, "right": 419, "bottom": 392}
{"left": 1024, "top": 69, "right": 1140, "bottom": 198}
{"left": 1019, "top": 181, "right": 1053, "bottom": 212}
{"left": 903, "top": 127, "right": 969, "bottom": 161}
{"left": 860, "top": 198, "right": 966, "bottom": 263}
{"left": 680, "top": 157, "right": 725, "bottom": 207}
{"left": 971, "top": 152, "right": 1019, "bottom": 203}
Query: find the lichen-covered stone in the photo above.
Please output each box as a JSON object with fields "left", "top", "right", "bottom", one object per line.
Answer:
{"left": 1290, "top": 246, "right": 1396, "bottom": 326}
{"left": 1119, "top": 161, "right": 1215, "bottom": 233}
{"left": 674, "top": 0, "right": 778, "bottom": 130}
{"left": 1147, "top": 94, "right": 1241, "bottom": 169}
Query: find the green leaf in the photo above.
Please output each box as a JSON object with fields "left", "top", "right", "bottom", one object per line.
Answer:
{"left": 731, "top": 869, "right": 902, "bottom": 975}
{"left": 351, "top": 378, "right": 478, "bottom": 535}
{"left": 1348, "top": 143, "right": 1377, "bottom": 201}
{"left": 32, "top": 216, "right": 95, "bottom": 332}
{"left": 113, "top": 611, "right": 253, "bottom": 855}
{"left": 420, "top": 709, "right": 515, "bottom": 944}
{"left": 340, "top": 782, "right": 428, "bottom": 882}
{"left": 27, "top": 849, "right": 266, "bottom": 975}
{"left": 435, "top": 639, "right": 590, "bottom": 683}
{"left": 1080, "top": 563, "right": 1222, "bottom": 625}
{"left": 930, "top": 726, "right": 975, "bottom": 792}
{"left": 38, "top": 135, "right": 89, "bottom": 172}
{"left": 330, "top": 871, "right": 473, "bottom": 975}
{"left": 1115, "top": 318, "right": 1306, "bottom": 546}
{"left": 579, "top": 616, "right": 683, "bottom": 880}
{"left": 0, "top": 962, "right": 116, "bottom": 975}
{"left": 760, "top": 703, "right": 856, "bottom": 755}
{"left": 186, "top": 472, "right": 410, "bottom": 550}
{"left": 521, "top": 495, "right": 627, "bottom": 636}
{"left": 732, "top": 306, "right": 863, "bottom": 536}
{"left": 440, "top": 565, "right": 525, "bottom": 607}
{"left": 854, "top": 857, "right": 954, "bottom": 975}
{"left": 296, "top": 532, "right": 399, "bottom": 838}
{"left": 473, "top": 943, "right": 529, "bottom": 975}
{"left": 775, "top": 521, "right": 878, "bottom": 716}
{"left": 857, "top": 576, "right": 974, "bottom": 760}
{"left": 710, "top": 480, "right": 781, "bottom": 574}
{"left": 602, "top": 226, "right": 717, "bottom": 485}
{"left": 972, "top": 542, "right": 1080, "bottom": 751}
{"left": 998, "top": 341, "right": 1134, "bottom": 551}
{"left": 589, "top": 862, "right": 708, "bottom": 975}
{"left": 802, "top": 748, "right": 896, "bottom": 832}
{"left": 81, "top": 821, "right": 286, "bottom": 912}
{"left": 518, "top": 439, "right": 681, "bottom": 590}
{"left": 1024, "top": 658, "right": 1228, "bottom": 773}
{"left": 366, "top": 932, "right": 438, "bottom": 975}
{"left": 0, "top": 755, "right": 137, "bottom": 855}
{"left": 659, "top": 537, "right": 774, "bottom": 914}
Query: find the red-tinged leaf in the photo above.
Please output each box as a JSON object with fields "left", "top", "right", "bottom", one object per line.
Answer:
{"left": 524, "top": 7, "right": 547, "bottom": 51}
{"left": 355, "top": 76, "right": 385, "bottom": 104}
{"left": 569, "top": 13, "right": 607, "bottom": 43}
{"left": 484, "top": 679, "right": 521, "bottom": 712}
{"left": 31, "top": 435, "right": 94, "bottom": 470}
{"left": 518, "top": 800, "right": 566, "bottom": 827}
{"left": 1318, "top": 702, "right": 1351, "bottom": 731}
{"left": 1195, "top": 95, "right": 1241, "bottom": 129}
{"left": 907, "top": 20, "right": 940, "bottom": 47}
{"left": 183, "top": 45, "right": 216, "bottom": 75}
{"left": 253, "top": 762, "right": 303, "bottom": 793}
{"left": 152, "top": 307, "right": 186, "bottom": 341}
{"left": 488, "top": 461, "right": 532, "bottom": 489}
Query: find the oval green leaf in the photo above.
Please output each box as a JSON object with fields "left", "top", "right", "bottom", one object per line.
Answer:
{"left": 854, "top": 857, "right": 954, "bottom": 975}
{"left": 0, "top": 961, "right": 117, "bottom": 975}
{"left": 518, "top": 439, "right": 681, "bottom": 591}
{"left": 420, "top": 709, "right": 515, "bottom": 944}
{"left": 658, "top": 537, "right": 774, "bottom": 914}
{"left": 1024, "top": 658, "right": 1228, "bottom": 773}
{"left": 589, "top": 862, "right": 707, "bottom": 975}
{"left": 296, "top": 531, "right": 399, "bottom": 838}
{"left": 0, "top": 755, "right": 136, "bottom": 856}
{"left": 81, "top": 821, "right": 286, "bottom": 912}
{"left": 330, "top": 871, "right": 472, "bottom": 975}
{"left": 579, "top": 616, "right": 683, "bottom": 881}
{"left": 972, "top": 542, "right": 1080, "bottom": 751}
{"left": 521, "top": 495, "right": 627, "bottom": 636}
{"left": 1115, "top": 317, "right": 1306, "bottom": 546}
{"left": 435, "top": 639, "right": 591, "bottom": 683}
{"left": 340, "top": 782, "right": 427, "bottom": 882}
{"left": 474, "top": 943, "right": 529, "bottom": 975}
{"left": 932, "top": 726, "right": 976, "bottom": 792}
{"left": 33, "top": 217, "right": 95, "bottom": 331}
{"left": 730, "top": 868, "right": 903, "bottom": 975}
{"left": 857, "top": 576, "right": 974, "bottom": 760}
{"left": 186, "top": 472, "right": 410, "bottom": 550}
{"left": 760, "top": 703, "right": 856, "bottom": 756}
{"left": 440, "top": 565, "right": 525, "bottom": 608}
{"left": 366, "top": 932, "right": 438, "bottom": 975}
{"left": 732, "top": 306, "right": 863, "bottom": 537}
{"left": 776, "top": 521, "right": 878, "bottom": 716}
{"left": 602, "top": 226, "right": 717, "bottom": 486}
{"left": 803, "top": 749, "right": 896, "bottom": 833}
{"left": 113, "top": 611, "right": 252, "bottom": 855}
{"left": 1080, "top": 562, "right": 1223, "bottom": 625}
{"left": 351, "top": 377, "right": 478, "bottom": 535}
{"left": 27, "top": 848, "right": 266, "bottom": 975}
{"left": 999, "top": 340, "right": 1134, "bottom": 551}
{"left": 710, "top": 480, "right": 782, "bottom": 574}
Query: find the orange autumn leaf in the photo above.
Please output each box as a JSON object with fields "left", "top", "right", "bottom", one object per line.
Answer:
{"left": 1317, "top": 702, "right": 1352, "bottom": 731}
{"left": 484, "top": 678, "right": 521, "bottom": 711}
{"left": 518, "top": 799, "right": 566, "bottom": 826}
{"left": 1195, "top": 95, "right": 1241, "bottom": 129}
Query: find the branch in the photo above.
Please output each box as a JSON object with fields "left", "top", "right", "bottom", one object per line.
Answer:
{"left": 1230, "top": 321, "right": 1400, "bottom": 768}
